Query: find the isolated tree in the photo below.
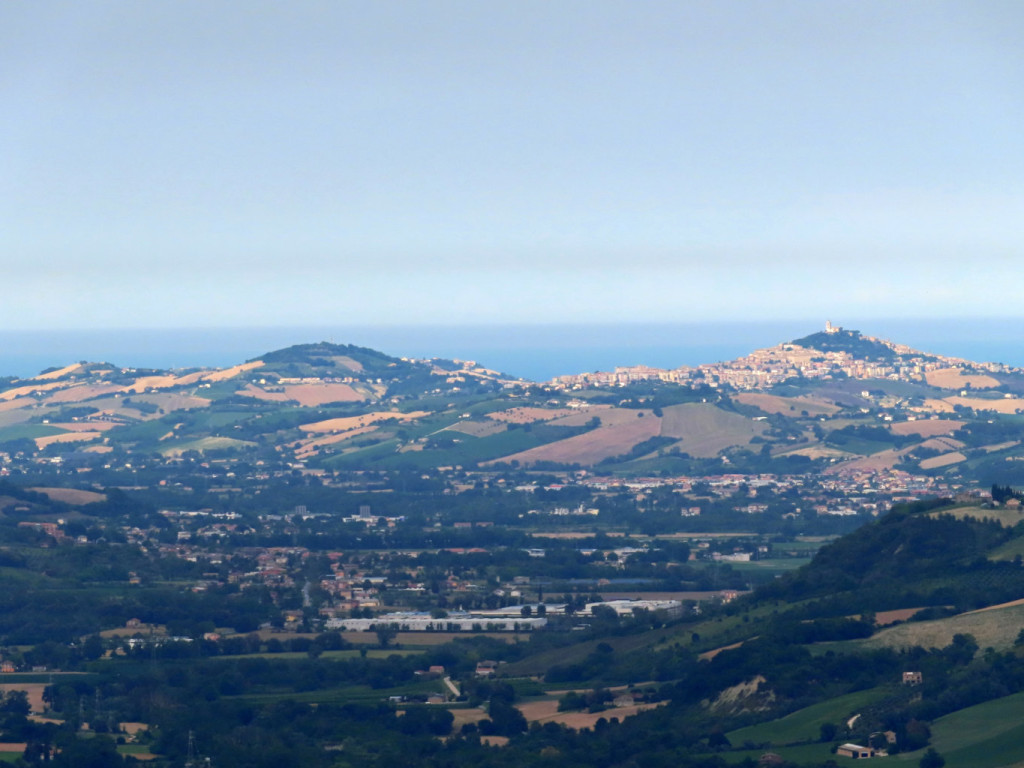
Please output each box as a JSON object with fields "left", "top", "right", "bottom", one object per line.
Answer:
{"left": 374, "top": 625, "right": 397, "bottom": 648}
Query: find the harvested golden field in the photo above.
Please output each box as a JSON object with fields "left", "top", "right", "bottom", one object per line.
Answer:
{"left": 0, "top": 381, "right": 64, "bottom": 401}
{"left": 825, "top": 447, "right": 914, "bottom": 474}
{"left": 240, "top": 383, "right": 364, "bottom": 406}
{"left": 238, "top": 384, "right": 291, "bottom": 402}
{"left": 516, "top": 699, "right": 664, "bottom": 730}
{"left": 294, "top": 426, "right": 380, "bottom": 458}
{"left": 549, "top": 406, "right": 638, "bottom": 427}
{"left": 919, "top": 436, "right": 965, "bottom": 452}
{"left": 926, "top": 367, "right": 1000, "bottom": 389}
{"left": 660, "top": 403, "right": 768, "bottom": 457}
{"left": 300, "top": 411, "right": 428, "bottom": 433}
{"left": 918, "top": 452, "right": 966, "bottom": 469}
{"left": 444, "top": 420, "right": 507, "bottom": 438}
{"left": 281, "top": 383, "right": 363, "bottom": 406}
{"left": 0, "top": 683, "right": 45, "bottom": 713}
{"left": 944, "top": 395, "right": 1024, "bottom": 414}
{"left": 889, "top": 419, "right": 964, "bottom": 437}
{"left": 50, "top": 421, "right": 117, "bottom": 433}
{"left": 328, "top": 355, "right": 364, "bottom": 372}
{"left": 873, "top": 608, "right": 928, "bottom": 626}
{"left": 123, "top": 374, "right": 187, "bottom": 393}
{"left": 43, "top": 383, "right": 122, "bottom": 403}
{"left": 29, "top": 487, "right": 106, "bottom": 505}
{"left": 0, "top": 398, "right": 35, "bottom": 413}
{"left": 734, "top": 393, "right": 839, "bottom": 416}
{"left": 487, "top": 407, "right": 581, "bottom": 424}
{"left": 201, "top": 360, "right": 264, "bottom": 383}
{"left": 170, "top": 371, "right": 207, "bottom": 387}
{"left": 35, "top": 431, "right": 103, "bottom": 450}
{"left": 31, "top": 362, "right": 83, "bottom": 380}
{"left": 487, "top": 416, "right": 662, "bottom": 467}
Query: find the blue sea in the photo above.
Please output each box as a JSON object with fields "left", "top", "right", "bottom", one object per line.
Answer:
{"left": 1, "top": 319, "right": 1023, "bottom": 382}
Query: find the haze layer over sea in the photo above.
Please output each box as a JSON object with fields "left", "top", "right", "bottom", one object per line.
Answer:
{"left": 1, "top": 319, "right": 1022, "bottom": 383}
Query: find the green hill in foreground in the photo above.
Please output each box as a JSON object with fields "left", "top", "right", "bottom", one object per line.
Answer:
{"left": 912, "top": 690, "right": 1024, "bottom": 768}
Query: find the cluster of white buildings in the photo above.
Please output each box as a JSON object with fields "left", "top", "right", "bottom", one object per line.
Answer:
{"left": 326, "top": 599, "right": 683, "bottom": 633}
{"left": 549, "top": 325, "right": 1011, "bottom": 393}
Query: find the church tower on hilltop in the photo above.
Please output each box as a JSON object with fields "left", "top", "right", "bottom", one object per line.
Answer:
{"left": 825, "top": 320, "right": 841, "bottom": 335}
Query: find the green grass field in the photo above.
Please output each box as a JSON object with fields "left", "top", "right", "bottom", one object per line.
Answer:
{"left": 116, "top": 744, "right": 157, "bottom": 756}
{"left": 340, "top": 426, "right": 561, "bottom": 471}
{"left": 0, "top": 423, "right": 64, "bottom": 442}
{"left": 890, "top": 690, "right": 1024, "bottom": 767}
{"left": 727, "top": 687, "right": 889, "bottom": 747}
{"left": 158, "top": 436, "right": 256, "bottom": 456}
{"left": 714, "top": 741, "right": 842, "bottom": 766}
{"left": 720, "top": 557, "right": 812, "bottom": 576}
{"left": 988, "top": 535, "right": 1024, "bottom": 561}
{"left": 856, "top": 602, "right": 1024, "bottom": 653}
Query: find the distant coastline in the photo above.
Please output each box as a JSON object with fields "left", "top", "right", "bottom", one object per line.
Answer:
{"left": 2, "top": 318, "right": 1023, "bottom": 382}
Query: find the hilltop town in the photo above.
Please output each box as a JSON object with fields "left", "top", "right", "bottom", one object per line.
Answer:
{"left": 551, "top": 322, "right": 1013, "bottom": 394}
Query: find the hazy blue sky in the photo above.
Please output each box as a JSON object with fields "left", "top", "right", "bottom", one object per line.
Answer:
{"left": 4, "top": 2, "right": 1022, "bottom": 330}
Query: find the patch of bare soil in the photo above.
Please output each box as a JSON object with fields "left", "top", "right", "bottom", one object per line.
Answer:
{"left": 487, "top": 417, "right": 661, "bottom": 467}
{"left": 279, "top": 383, "right": 364, "bottom": 406}
{"left": 889, "top": 419, "right": 964, "bottom": 437}
{"left": 925, "top": 368, "right": 1000, "bottom": 390}
{"left": 300, "top": 411, "right": 427, "bottom": 433}
{"left": 699, "top": 641, "right": 746, "bottom": 661}
{"left": 44, "top": 384, "right": 123, "bottom": 403}
{"left": 873, "top": 608, "right": 929, "bottom": 625}
{"left": 487, "top": 407, "right": 580, "bottom": 424}
{"left": 0, "top": 683, "right": 46, "bottom": 713}
{"left": 516, "top": 699, "right": 664, "bottom": 730}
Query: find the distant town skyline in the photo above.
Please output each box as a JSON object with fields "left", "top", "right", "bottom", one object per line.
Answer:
{"left": 4, "top": 2, "right": 1023, "bottom": 329}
